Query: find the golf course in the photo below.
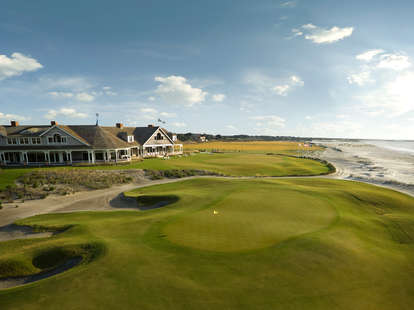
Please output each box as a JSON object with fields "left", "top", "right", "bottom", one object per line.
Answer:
{"left": 1, "top": 174, "right": 414, "bottom": 309}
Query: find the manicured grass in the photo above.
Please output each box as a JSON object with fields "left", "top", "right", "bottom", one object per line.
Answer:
{"left": 0, "top": 152, "right": 330, "bottom": 190}
{"left": 184, "top": 141, "right": 324, "bottom": 154}
{"left": 1, "top": 178, "right": 414, "bottom": 309}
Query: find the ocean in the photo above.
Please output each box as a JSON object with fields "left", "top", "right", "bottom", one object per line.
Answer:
{"left": 366, "top": 140, "right": 414, "bottom": 155}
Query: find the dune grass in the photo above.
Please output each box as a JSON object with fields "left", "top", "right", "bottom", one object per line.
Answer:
{"left": 1, "top": 178, "right": 414, "bottom": 309}
{"left": 0, "top": 152, "right": 330, "bottom": 190}
{"left": 184, "top": 141, "right": 323, "bottom": 154}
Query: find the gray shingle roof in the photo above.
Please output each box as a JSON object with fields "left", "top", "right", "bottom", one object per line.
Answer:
{"left": 0, "top": 124, "right": 175, "bottom": 150}
{"left": 102, "top": 126, "right": 159, "bottom": 145}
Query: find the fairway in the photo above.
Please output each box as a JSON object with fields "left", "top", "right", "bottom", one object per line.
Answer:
{"left": 184, "top": 141, "right": 324, "bottom": 154}
{"left": 0, "top": 152, "right": 331, "bottom": 190}
{"left": 1, "top": 178, "right": 414, "bottom": 309}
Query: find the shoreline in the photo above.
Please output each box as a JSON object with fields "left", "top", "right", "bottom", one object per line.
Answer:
{"left": 316, "top": 141, "right": 414, "bottom": 197}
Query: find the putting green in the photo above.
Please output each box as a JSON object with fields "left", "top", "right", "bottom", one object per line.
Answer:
{"left": 1, "top": 178, "right": 414, "bottom": 310}
{"left": 164, "top": 183, "right": 337, "bottom": 252}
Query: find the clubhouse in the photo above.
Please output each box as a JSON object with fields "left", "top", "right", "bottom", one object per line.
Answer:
{"left": 0, "top": 121, "right": 183, "bottom": 166}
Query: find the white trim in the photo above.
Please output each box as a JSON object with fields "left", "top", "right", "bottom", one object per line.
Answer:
{"left": 40, "top": 125, "right": 90, "bottom": 146}
{"left": 143, "top": 127, "right": 175, "bottom": 146}
{"left": 144, "top": 144, "right": 173, "bottom": 147}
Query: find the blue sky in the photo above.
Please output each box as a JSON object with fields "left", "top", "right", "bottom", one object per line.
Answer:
{"left": 1, "top": 0, "right": 414, "bottom": 139}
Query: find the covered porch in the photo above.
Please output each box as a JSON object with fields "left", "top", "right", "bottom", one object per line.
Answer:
{"left": 0, "top": 147, "right": 140, "bottom": 166}
{"left": 142, "top": 144, "right": 183, "bottom": 158}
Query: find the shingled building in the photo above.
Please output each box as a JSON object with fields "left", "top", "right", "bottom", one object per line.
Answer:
{"left": 0, "top": 121, "right": 183, "bottom": 166}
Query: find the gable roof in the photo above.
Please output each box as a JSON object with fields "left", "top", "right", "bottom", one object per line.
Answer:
{"left": 0, "top": 125, "right": 51, "bottom": 137}
{"left": 67, "top": 126, "right": 138, "bottom": 149}
{"left": 0, "top": 123, "right": 176, "bottom": 149}
{"left": 102, "top": 126, "right": 160, "bottom": 145}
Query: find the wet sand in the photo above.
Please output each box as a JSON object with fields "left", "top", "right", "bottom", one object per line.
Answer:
{"left": 316, "top": 141, "right": 414, "bottom": 197}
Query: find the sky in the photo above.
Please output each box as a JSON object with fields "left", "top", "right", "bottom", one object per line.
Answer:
{"left": 1, "top": 0, "right": 414, "bottom": 139}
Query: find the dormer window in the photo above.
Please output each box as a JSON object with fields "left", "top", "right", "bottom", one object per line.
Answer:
{"left": 127, "top": 135, "right": 134, "bottom": 143}
{"left": 48, "top": 134, "right": 67, "bottom": 144}
{"left": 155, "top": 132, "right": 163, "bottom": 140}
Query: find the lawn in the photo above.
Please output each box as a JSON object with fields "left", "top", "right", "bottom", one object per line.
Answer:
{"left": 0, "top": 152, "right": 331, "bottom": 190}
{"left": 184, "top": 141, "right": 324, "bottom": 154}
{"left": 1, "top": 178, "right": 414, "bottom": 309}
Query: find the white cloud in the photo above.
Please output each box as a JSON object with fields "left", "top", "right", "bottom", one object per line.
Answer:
{"left": 357, "top": 71, "right": 414, "bottom": 116}
{"left": 0, "top": 112, "right": 29, "bottom": 122}
{"left": 290, "top": 75, "right": 304, "bottom": 86}
{"left": 45, "top": 108, "right": 88, "bottom": 119}
{"left": 212, "top": 93, "right": 226, "bottom": 102}
{"left": 148, "top": 96, "right": 155, "bottom": 101}
{"left": 280, "top": 1, "right": 296, "bottom": 8}
{"left": 225, "top": 125, "right": 237, "bottom": 131}
{"left": 348, "top": 50, "right": 412, "bottom": 87}
{"left": 172, "top": 122, "right": 187, "bottom": 128}
{"left": 347, "top": 71, "right": 373, "bottom": 86}
{"left": 294, "top": 24, "right": 354, "bottom": 44}
{"left": 0, "top": 52, "right": 43, "bottom": 80}
{"left": 306, "top": 120, "right": 363, "bottom": 138}
{"left": 48, "top": 91, "right": 95, "bottom": 102}
{"left": 305, "top": 115, "right": 313, "bottom": 120}
{"left": 48, "top": 91, "right": 74, "bottom": 99}
{"left": 250, "top": 115, "right": 286, "bottom": 128}
{"left": 160, "top": 111, "right": 177, "bottom": 118}
{"left": 377, "top": 53, "right": 411, "bottom": 71}
{"left": 273, "top": 75, "right": 304, "bottom": 96}
{"left": 273, "top": 85, "right": 290, "bottom": 96}
{"left": 140, "top": 108, "right": 176, "bottom": 120}
{"left": 154, "top": 75, "right": 207, "bottom": 107}
{"left": 76, "top": 92, "right": 95, "bottom": 102}
{"left": 39, "top": 76, "right": 93, "bottom": 92}
{"left": 356, "top": 49, "right": 384, "bottom": 61}
{"left": 140, "top": 107, "right": 157, "bottom": 114}
{"left": 101, "top": 86, "right": 117, "bottom": 96}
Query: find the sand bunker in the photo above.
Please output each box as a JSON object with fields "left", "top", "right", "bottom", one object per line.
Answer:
{"left": 0, "top": 257, "right": 82, "bottom": 290}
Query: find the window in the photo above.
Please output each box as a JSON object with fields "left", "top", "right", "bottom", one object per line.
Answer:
{"left": 155, "top": 133, "right": 163, "bottom": 140}
{"left": 19, "top": 137, "right": 30, "bottom": 144}
{"left": 48, "top": 134, "right": 67, "bottom": 144}
{"left": 32, "top": 137, "right": 41, "bottom": 144}
{"left": 7, "top": 138, "right": 18, "bottom": 145}
{"left": 127, "top": 135, "right": 134, "bottom": 143}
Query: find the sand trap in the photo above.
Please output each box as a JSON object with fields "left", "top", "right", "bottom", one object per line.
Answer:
{"left": 0, "top": 224, "right": 55, "bottom": 242}
{"left": 0, "top": 257, "right": 82, "bottom": 290}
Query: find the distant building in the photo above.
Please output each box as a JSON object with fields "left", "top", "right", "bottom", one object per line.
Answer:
{"left": 0, "top": 121, "right": 183, "bottom": 166}
{"left": 199, "top": 136, "right": 208, "bottom": 142}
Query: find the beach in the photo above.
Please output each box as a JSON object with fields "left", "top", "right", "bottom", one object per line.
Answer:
{"left": 316, "top": 140, "right": 414, "bottom": 196}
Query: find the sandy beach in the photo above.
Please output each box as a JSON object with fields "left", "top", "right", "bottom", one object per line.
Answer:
{"left": 316, "top": 141, "right": 414, "bottom": 196}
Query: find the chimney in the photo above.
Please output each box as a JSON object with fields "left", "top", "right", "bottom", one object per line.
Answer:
{"left": 148, "top": 124, "right": 154, "bottom": 128}
{"left": 51, "top": 121, "right": 58, "bottom": 126}
{"left": 116, "top": 123, "right": 124, "bottom": 129}
{"left": 10, "top": 120, "right": 19, "bottom": 127}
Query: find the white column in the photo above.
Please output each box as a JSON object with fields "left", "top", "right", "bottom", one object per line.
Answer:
{"left": 58, "top": 152, "right": 63, "bottom": 163}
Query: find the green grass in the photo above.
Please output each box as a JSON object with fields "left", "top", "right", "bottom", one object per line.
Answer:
{"left": 0, "top": 153, "right": 330, "bottom": 190}
{"left": 1, "top": 178, "right": 414, "bottom": 309}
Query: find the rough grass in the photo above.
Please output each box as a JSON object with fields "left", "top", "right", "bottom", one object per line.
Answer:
{"left": 1, "top": 178, "right": 414, "bottom": 309}
{"left": 184, "top": 141, "right": 324, "bottom": 154}
{"left": 0, "top": 152, "right": 330, "bottom": 191}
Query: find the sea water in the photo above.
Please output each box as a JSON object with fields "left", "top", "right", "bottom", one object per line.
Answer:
{"left": 366, "top": 140, "right": 414, "bottom": 155}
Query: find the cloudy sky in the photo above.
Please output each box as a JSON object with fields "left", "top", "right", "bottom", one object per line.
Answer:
{"left": 1, "top": 0, "right": 414, "bottom": 139}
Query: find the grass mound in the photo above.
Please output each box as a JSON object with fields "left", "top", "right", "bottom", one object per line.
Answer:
{"left": 164, "top": 184, "right": 336, "bottom": 252}
{"left": 2, "top": 178, "right": 414, "bottom": 309}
